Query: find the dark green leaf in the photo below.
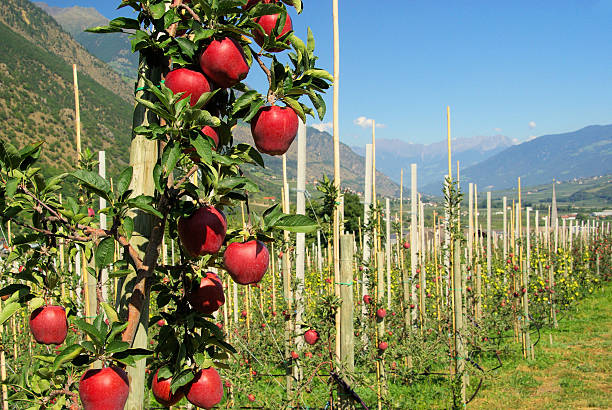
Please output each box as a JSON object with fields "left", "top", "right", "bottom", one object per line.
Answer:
{"left": 53, "top": 345, "right": 84, "bottom": 371}
{"left": 72, "top": 170, "right": 112, "bottom": 202}
{"left": 95, "top": 238, "right": 115, "bottom": 269}
{"left": 116, "top": 167, "right": 133, "bottom": 199}
{"left": 170, "top": 369, "right": 194, "bottom": 394}
{"left": 273, "top": 214, "right": 318, "bottom": 233}
{"left": 127, "top": 195, "right": 163, "bottom": 219}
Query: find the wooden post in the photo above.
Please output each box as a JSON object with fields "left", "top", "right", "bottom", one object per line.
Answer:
{"left": 503, "top": 196, "right": 508, "bottom": 260}
{"left": 99, "top": 151, "right": 108, "bottom": 302}
{"left": 410, "top": 164, "right": 418, "bottom": 326}
{"left": 363, "top": 144, "right": 373, "bottom": 323}
{"left": 295, "top": 120, "right": 306, "bottom": 378}
{"left": 116, "top": 54, "right": 162, "bottom": 409}
{"left": 332, "top": 0, "right": 342, "bottom": 376}
{"left": 453, "top": 238, "right": 466, "bottom": 405}
{"left": 487, "top": 192, "right": 491, "bottom": 277}
{"left": 525, "top": 207, "right": 534, "bottom": 359}
{"left": 73, "top": 64, "right": 81, "bottom": 161}
{"left": 281, "top": 154, "right": 293, "bottom": 396}
{"left": 385, "top": 198, "right": 391, "bottom": 308}
{"left": 468, "top": 183, "right": 474, "bottom": 262}
{"left": 339, "top": 235, "right": 355, "bottom": 410}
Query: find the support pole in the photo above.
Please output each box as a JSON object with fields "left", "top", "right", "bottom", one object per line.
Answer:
{"left": 339, "top": 235, "right": 355, "bottom": 410}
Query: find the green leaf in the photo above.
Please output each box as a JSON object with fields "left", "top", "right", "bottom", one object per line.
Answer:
{"left": 74, "top": 319, "right": 105, "bottom": 348}
{"left": 123, "top": 216, "right": 134, "bottom": 241}
{"left": 282, "top": 98, "right": 305, "bottom": 123}
{"left": 29, "top": 297, "right": 45, "bottom": 311}
{"left": 109, "top": 17, "right": 140, "bottom": 30}
{"left": 170, "top": 369, "right": 195, "bottom": 394}
{"left": 116, "top": 167, "right": 133, "bottom": 199}
{"left": 5, "top": 178, "right": 18, "bottom": 198}
{"left": 191, "top": 135, "right": 213, "bottom": 165}
{"left": 53, "top": 345, "right": 84, "bottom": 371}
{"left": 127, "top": 195, "right": 163, "bottom": 219}
{"left": 149, "top": 2, "right": 167, "bottom": 19}
{"left": 95, "top": 238, "right": 115, "bottom": 269}
{"left": 85, "top": 25, "right": 123, "bottom": 33}
{"left": 217, "top": 177, "right": 258, "bottom": 192}
{"left": 107, "top": 321, "right": 128, "bottom": 342}
{"left": 176, "top": 37, "right": 196, "bottom": 58}
{"left": 306, "top": 27, "right": 315, "bottom": 54}
{"left": 106, "top": 340, "right": 130, "bottom": 354}
{"left": 308, "top": 91, "right": 327, "bottom": 120}
{"left": 161, "top": 142, "right": 181, "bottom": 177}
{"left": 113, "top": 348, "right": 153, "bottom": 363}
{"left": 192, "top": 28, "right": 215, "bottom": 42}
{"left": 273, "top": 214, "right": 318, "bottom": 233}
{"left": 248, "top": 2, "right": 283, "bottom": 17}
{"left": 72, "top": 170, "right": 112, "bottom": 202}
{"left": 303, "top": 68, "right": 334, "bottom": 82}
{"left": 231, "top": 90, "right": 261, "bottom": 115}
{"left": 101, "top": 302, "right": 119, "bottom": 324}
{"left": 0, "top": 302, "right": 21, "bottom": 326}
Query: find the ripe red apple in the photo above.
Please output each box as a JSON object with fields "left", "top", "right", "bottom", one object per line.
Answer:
{"left": 199, "top": 37, "right": 250, "bottom": 88}
{"left": 79, "top": 366, "right": 129, "bottom": 410}
{"left": 363, "top": 294, "right": 372, "bottom": 304}
{"left": 378, "top": 341, "right": 388, "bottom": 351}
{"left": 290, "top": 351, "right": 299, "bottom": 360}
{"left": 410, "top": 304, "right": 415, "bottom": 309}
{"left": 87, "top": 207, "right": 95, "bottom": 217}
{"left": 253, "top": 13, "right": 293, "bottom": 52}
{"left": 184, "top": 367, "right": 224, "bottom": 409}
{"left": 224, "top": 240, "right": 270, "bottom": 285}
{"left": 376, "top": 308, "right": 387, "bottom": 319}
{"left": 29, "top": 306, "right": 67, "bottom": 345}
{"left": 304, "top": 329, "right": 319, "bottom": 345}
{"left": 165, "top": 68, "right": 211, "bottom": 107}
{"left": 152, "top": 370, "right": 184, "bottom": 407}
{"left": 178, "top": 205, "right": 227, "bottom": 257}
{"left": 241, "top": 310, "right": 247, "bottom": 318}
{"left": 305, "top": 351, "right": 313, "bottom": 358}
{"left": 403, "top": 242, "right": 410, "bottom": 249}
{"left": 250, "top": 105, "right": 299, "bottom": 155}
{"left": 359, "top": 265, "right": 365, "bottom": 272}
{"left": 248, "top": 393, "right": 256, "bottom": 402}
{"left": 188, "top": 272, "right": 225, "bottom": 315}
{"left": 156, "top": 319, "right": 165, "bottom": 327}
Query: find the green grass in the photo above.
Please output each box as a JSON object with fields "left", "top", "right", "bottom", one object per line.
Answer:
{"left": 469, "top": 283, "right": 612, "bottom": 409}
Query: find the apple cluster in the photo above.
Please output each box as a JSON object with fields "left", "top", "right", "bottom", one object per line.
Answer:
{"left": 165, "top": 0, "right": 299, "bottom": 158}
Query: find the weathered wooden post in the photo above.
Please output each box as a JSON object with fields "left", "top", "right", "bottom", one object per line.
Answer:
{"left": 525, "top": 207, "right": 534, "bottom": 360}
{"left": 339, "top": 235, "right": 355, "bottom": 410}
{"left": 410, "top": 163, "right": 418, "bottom": 325}
{"left": 295, "top": 121, "right": 307, "bottom": 359}
{"left": 363, "top": 144, "right": 373, "bottom": 321}
{"left": 116, "top": 54, "right": 162, "bottom": 409}
{"left": 385, "top": 198, "right": 391, "bottom": 308}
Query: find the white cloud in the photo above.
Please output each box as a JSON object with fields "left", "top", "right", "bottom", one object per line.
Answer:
{"left": 494, "top": 127, "right": 502, "bottom": 133}
{"left": 354, "top": 116, "right": 385, "bottom": 128}
{"left": 512, "top": 138, "right": 520, "bottom": 144}
{"left": 528, "top": 121, "right": 536, "bottom": 129}
{"left": 526, "top": 135, "right": 537, "bottom": 142}
{"left": 311, "top": 122, "right": 333, "bottom": 133}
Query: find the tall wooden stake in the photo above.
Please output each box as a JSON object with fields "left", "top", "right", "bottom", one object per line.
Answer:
{"left": 339, "top": 235, "right": 355, "bottom": 409}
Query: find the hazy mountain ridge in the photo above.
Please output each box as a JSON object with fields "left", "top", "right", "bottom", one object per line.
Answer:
{"left": 234, "top": 126, "right": 400, "bottom": 198}
{"left": 353, "top": 134, "right": 514, "bottom": 189}
{"left": 35, "top": 2, "right": 138, "bottom": 80}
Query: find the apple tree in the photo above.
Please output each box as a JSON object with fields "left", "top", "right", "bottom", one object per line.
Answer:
{"left": 0, "top": 0, "right": 332, "bottom": 407}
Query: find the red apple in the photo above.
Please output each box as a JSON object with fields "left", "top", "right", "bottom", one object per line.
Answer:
{"left": 305, "top": 351, "right": 313, "bottom": 358}
{"left": 165, "top": 68, "right": 211, "bottom": 106}
{"left": 178, "top": 205, "right": 227, "bottom": 257}
{"left": 248, "top": 393, "right": 256, "bottom": 402}
{"left": 157, "top": 319, "right": 165, "bottom": 327}
{"left": 87, "top": 207, "right": 95, "bottom": 217}
{"left": 224, "top": 240, "right": 270, "bottom": 285}
{"left": 29, "top": 306, "right": 67, "bottom": 345}
{"left": 403, "top": 242, "right": 410, "bottom": 249}
{"left": 184, "top": 367, "right": 224, "bottom": 409}
{"left": 363, "top": 294, "right": 372, "bottom": 304}
{"left": 290, "top": 351, "right": 299, "bottom": 359}
{"left": 199, "top": 37, "right": 250, "bottom": 88}
{"left": 253, "top": 13, "right": 293, "bottom": 52}
{"left": 201, "top": 126, "right": 220, "bottom": 149}
{"left": 152, "top": 370, "right": 184, "bottom": 407}
{"left": 359, "top": 265, "right": 365, "bottom": 272}
{"left": 79, "top": 366, "right": 129, "bottom": 410}
{"left": 304, "top": 329, "right": 319, "bottom": 345}
{"left": 188, "top": 272, "right": 225, "bottom": 315}
{"left": 376, "top": 308, "right": 387, "bottom": 319}
{"left": 378, "top": 341, "right": 388, "bottom": 351}
{"left": 250, "top": 105, "right": 299, "bottom": 155}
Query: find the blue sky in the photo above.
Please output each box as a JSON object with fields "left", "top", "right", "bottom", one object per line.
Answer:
{"left": 43, "top": 0, "right": 612, "bottom": 146}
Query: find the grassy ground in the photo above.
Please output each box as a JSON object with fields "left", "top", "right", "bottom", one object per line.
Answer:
{"left": 470, "top": 283, "right": 612, "bottom": 409}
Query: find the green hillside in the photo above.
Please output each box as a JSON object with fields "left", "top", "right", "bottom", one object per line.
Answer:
{"left": 0, "top": 0, "right": 132, "bottom": 102}
{"left": 0, "top": 20, "right": 132, "bottom": 177}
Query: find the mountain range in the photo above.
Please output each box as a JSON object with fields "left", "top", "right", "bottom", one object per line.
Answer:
{"left": 3, "top": 0, "right": 611, "bottom": 201}
{"left": 34, "top": 2, "right": 138, "bottom": 80}
{"left": 448, "top": 124, "right": 612, "bottom": 194}
{"left": 352, "top": 134, "right": 514, "bottom": 190}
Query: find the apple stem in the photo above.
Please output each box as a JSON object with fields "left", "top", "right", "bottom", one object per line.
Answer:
{"left": 251, "top": 50, "right": 275, "bottom": 104}
{"left": 173, "top": 3, "right": 201, "bottom": 23}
